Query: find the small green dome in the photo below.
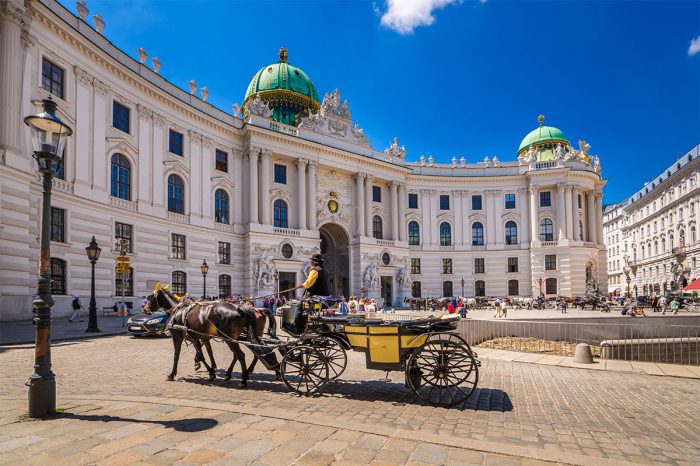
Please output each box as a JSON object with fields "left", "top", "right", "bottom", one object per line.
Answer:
{"left": 243, "top": 48, "right": 320, "bottom": 126}
{"left": 517, "top": 115, "right": 569, "bottom": 154}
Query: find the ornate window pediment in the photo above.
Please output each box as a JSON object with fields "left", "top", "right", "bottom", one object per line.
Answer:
{"left": 502, "top": 211, "right": 520, "bottom": 222}
{"left": 163, "top": 160, "right": 190, "bottom": 178}
{"left": 271, "top": 188, "right": 293, "bottom": 203}
{"left": 106, "top": 137, "right": 138, "bottom": 159}
{"left": 406, "top": 212, "right": 422, "bottom": 223}
{"left": 211, "top": 176, "right": 234, "bottom": 191}
{"left": 468, "top": 213, "right": 486, "bottom": 223}
{"left": 436, "top": 212, "right": 453, "bottom": 223}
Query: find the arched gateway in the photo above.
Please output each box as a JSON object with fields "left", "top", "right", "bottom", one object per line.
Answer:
{"left": 319, "top": 223, "right": 349, "bottom": 297}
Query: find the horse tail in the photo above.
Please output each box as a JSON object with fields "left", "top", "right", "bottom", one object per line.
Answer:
{"left": 264, "top": 308, "right": 278, "bottom": 339}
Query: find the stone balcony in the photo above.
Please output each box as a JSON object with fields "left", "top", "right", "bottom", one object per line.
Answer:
{"left": 167, "top": 211, "right": 190, "bottom": 224}
{"left": 273, "top": 227, "right": 300, "bottom": 237}
{"left": 109, "top": 196, "right": 137, "bottom": 212}
{"left": 376, "top": 239, "right": 396, "bottom": 247}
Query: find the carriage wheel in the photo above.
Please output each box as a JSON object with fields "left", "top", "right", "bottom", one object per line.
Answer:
{"left": 280, "top": 345, "right": 329, "bottom": 396}
{"left": 314, "top": 337, "right": 347, "bottom": 380}
{"left": 406, "top": 334, "right": 479, "bottom": 407}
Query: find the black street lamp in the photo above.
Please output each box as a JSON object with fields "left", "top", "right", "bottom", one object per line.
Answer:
{"left": 200, "top": 260, "right": 209, "bottom": 299}
{"left": 85, "top": 236, "right": 101, "bottom": 333}
{"left": 24, "top": 97, "right": 73, "bottom": 418}
{"left": 460, "top": 278, "right": 465, "bottom": 297}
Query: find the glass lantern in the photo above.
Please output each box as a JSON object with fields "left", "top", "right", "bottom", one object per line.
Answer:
{"left": 23, "top": 98, "right": 73, "bottom": 173}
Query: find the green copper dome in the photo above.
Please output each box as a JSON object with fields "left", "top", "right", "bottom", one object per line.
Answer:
{"left": 517, "top": 115, "right": 569, "bottom": 154}
{"left": 243, "top": 48, "right": 320, "bottom": 126}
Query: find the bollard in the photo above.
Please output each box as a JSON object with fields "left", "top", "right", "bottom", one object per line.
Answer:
{"left": 573, "top": 343, "right": 594, "bottom": 364}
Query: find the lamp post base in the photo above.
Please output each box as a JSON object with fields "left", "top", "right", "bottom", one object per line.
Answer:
{"left": 27, "top": 375, "right": 56, "bottom": 418}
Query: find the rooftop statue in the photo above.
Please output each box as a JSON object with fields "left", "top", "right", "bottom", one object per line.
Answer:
{"left": 384, "top": 137, "right": 406, "bottom": 159}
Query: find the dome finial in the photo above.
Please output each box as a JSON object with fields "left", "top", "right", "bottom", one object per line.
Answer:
{"left": 279, "top": 47, "right": 288, "bottom": 63}
{"left": 538, "top": 114, "right": 545, "bottom": 127}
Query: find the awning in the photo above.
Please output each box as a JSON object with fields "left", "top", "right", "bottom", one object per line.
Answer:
{"left": 682, "top": 278, "right": 700, "bottom": 291}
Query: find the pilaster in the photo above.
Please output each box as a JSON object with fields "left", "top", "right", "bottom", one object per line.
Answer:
{"left": 296, "top": 158, "right": 307, "bottom": 229}
{"left": 307, "top": 161, "right": 317, "bottom": 230}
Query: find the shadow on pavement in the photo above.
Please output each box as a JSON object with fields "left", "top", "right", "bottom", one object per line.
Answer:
{"left": 58, "top": 412, "right": 218, "bottom": 432}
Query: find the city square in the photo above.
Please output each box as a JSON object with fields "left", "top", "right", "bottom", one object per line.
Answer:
{"left": 1, "top": 0, "right": 700, "bottom": 464}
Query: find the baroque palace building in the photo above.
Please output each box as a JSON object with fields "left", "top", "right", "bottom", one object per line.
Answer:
{"left": 0, "top": 0, "right": 607, "bottom": 320}
{"left": 603, "top": 144, "right": 700, "bottom": 297}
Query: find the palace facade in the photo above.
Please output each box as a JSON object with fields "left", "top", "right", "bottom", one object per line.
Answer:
{"left": 0, "top": 0, "right": 607, "bottom": 320}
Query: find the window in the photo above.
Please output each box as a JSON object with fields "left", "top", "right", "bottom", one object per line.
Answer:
{"left": 507, "top": 257, "right": 518, "bottom": 273}
{"left": 115, "top": 222, "right": 133, "bottom": 253}
{"left": 112, "top": 101, "right": 130, "bottom": 133}
{"left": 215, "top": 150, "right": 228, "bottom": 172}
{"left": 115, "top": 267, "right": 133, "bottom": 297}
{"left": 545, "top": 254, "right": 557, "bottom": 270}
{"left": 408, "top": 193, "right": 418, "bottom": 209}
{"left": 214, "top": 189, "right": 229, "bottom": 224}
{"left": 472, "top": 195, "right": 482, "bottom": 210}
{"left": 412, "top": 281, "right": 422, "bottom": 298}
{"left": 545, "top": 277, "right": 557, "bottom": 295}
{"left": 169, "top": 129, "right": 183, "bottom": 156}
{"left": 540, "top": 191, "right": 551, "bottom": 207}
{"left": 218, "top": 241, "right": 230, "bottom": 264}
{"left": 372, "top": 186, "right": 381, "bottom": 202}
{"left": 408, "top": 221, "right": 420, "bottom": 245}
{"left": 111, "top": 153, "right": 131, "bottom": 200}
{"left": 281, "top": 243, "right": 293, "bottom": 259}
{"left": 439, "top": 195, "right": 450, "bottom": 210}
{"left": 411, "top": 258, "right": 421, "bottom": 274}
{"left": 50, "top": 258, "right": 67, "bottom": 295}
{"left": 507, "top": 279, "right": 519, "bottom": 296}
{"left": 172, "top": 271, "right": 187, "bottom": 295}
{"left": 273, "top": 199, "right": 288, "bottom": 228}
{"left": 505, "top": 221, "right": 518, "bottom": 245}
{"left": 41, "top": 58, "right": 64, "bottom": 99}
{"left": 539, "top": 218, "right": 554, "bottom": 241}
{"left": 50, "top": 207, "right": 65, "bottom": 242}
{"left": 274, "top": 164, "right": 287, "bottom": 184}
{"left": 219, "top": 274, "right": 231, "bottom": 298}
{"left": 475, "top": 280, "right": 485, "bottom": 297}
{"left": 474, "top": 258, "right": 485, "bottom": 274}
{"left": 442, "top": 281, "right": 453, "bottom": 297}
{"left": 472, "top": 222, "right": 484, "bottom": 246}
{"left": 504, "top": 193, "right": 516, "bottom": 209}
{"left": 382, "top": 252, "right": 391, "bottom": 265}
{"left": 442, "top": 258, "right": 453, "bottom": 274}
{"left": 171, "top": 233, "right": 186, "bottom": 260}
{"left": 167, "top": 174, "right": 185, "bottom": 214}
{"left": 372, "top": 215, "right": 383, "bottom": 239}
{"left": 439, "top": 222, "right": 452, "bottom": 246}
{"left": 577, "top": 194, "right": 582, "bottom": 208}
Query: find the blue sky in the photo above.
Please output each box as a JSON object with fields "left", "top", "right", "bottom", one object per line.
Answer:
{"left": 58, "top": 0, "right": 699, "bottom": 203}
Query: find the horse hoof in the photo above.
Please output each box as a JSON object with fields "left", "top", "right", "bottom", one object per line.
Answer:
{"left": 167, "top": 375, "right": 175, "bottom": 381}
{"left": 208, "top": 374, "right": 216, "bottom": 381}
{"left": 194, "top": 362, "right": 201, "bottom": 371}
{"left": 238, "top": 380, "right": 248, "bottom": 388}
{"left": 275, "top": 372, "right": 282, "bottom": 381}
{"left": 223, "top": 375, "right": 231, "bottom": 381}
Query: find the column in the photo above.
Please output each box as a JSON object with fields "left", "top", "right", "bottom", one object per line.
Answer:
{"left": 152, "top": 114, "right": 165, "bottom": 207}
{"left": 248, "top": 148, "right": 259, "bottom": 224}
{"left": 355, "top": 174, "right": 365, "bottom": 237}
{"left": 136, "top": 105, "right": 152, "bottom": 206}
{"left": 364, "top": 175, "right": 373, "bottom": 237}
{"left": 454, "top": 191, "right": 463, "bottom": 246}
{"left": 463, "top": 191, "right": 471, "bottom": 245}
{"left": 486, "top": 191, "right": 496, "bottom": 245}
{"left": 201, "top": 138, "right": 213, "bottom": 220}
{"left": 529, "top": 186, "right": 539, "bottom": 243}
{"left": 306, "top": 161, "right": 317, "bottom": 230}
{"left": 296, "top": 158, "right": 307, "bottom": 229}
{"left": 260, "top": 150, "right": 271, "bottom": 224}
{"left": 571, "top": 187, "right": 580, "bottom": 241}
{"left": 92, "top": 81, "right": 109, "bottom": 191}
{"left": 421, "top": 189, "right": 432, "bottom": 244}
{"left": 565, "top": 185, "right": 574, "bottom": 240}
{"left": 556, "top": 183, "right": 566, "bottom": 240}
{"left": 398, "top": 183, "right": 407, "bottom": 242}
{"left": 519, "top": 188, "right": 529, "bottom": 244}
{"left": 188, "top": 131, "right": 202, "bottom": 218}
{"left": 429, "top": 190, "right": 437, "bottom": 243}
{"left": 587, "top": 191, "right": 596, "bottom": 243}
{"left": 233, "top": 149, "right": 244, "bottom": 226}
{"left": 390, "top": 181, "right": 399, "bottom": 240}
{"left": 595, "top": 191, "right": 604, "bottom": 246}
{"left": 493, "top": 190, "right": 503, "bottom": 245}
{"left": 0, "top": 5, "right": 24, "bottom": 152}
{"left": 74, "top": 67, "right": 93, "bottom": 187}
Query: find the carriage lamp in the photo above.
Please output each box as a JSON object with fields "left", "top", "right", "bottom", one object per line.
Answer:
{"left": 85, "top": 237, "right": 101, "bottom": 333}
{"left": 201, "top": 260, "right": 209, "bottom": 299}
{"left": 24, "top": 97, "right": 73, "bottom": 418}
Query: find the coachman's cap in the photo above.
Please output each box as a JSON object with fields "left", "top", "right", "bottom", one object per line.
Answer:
{"left": 311, "top": 253, "right": 324, "bottom": 264}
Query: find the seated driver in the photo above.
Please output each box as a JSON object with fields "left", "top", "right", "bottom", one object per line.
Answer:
{"left": 293, "top": 253, "right": 330, "bottom": 333}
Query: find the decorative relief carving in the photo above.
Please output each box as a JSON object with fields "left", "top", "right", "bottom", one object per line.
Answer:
{"left": 74, "top": 65, "right": 93, "bottom": 86}
{"left": 20, "top": 29, "right": 36, "bottom": 49}
{"left": 188, "top": 130, "right": 202, "bottom": 145}
{"left": 136, "top": 104, "right": 153, "bottom": 121}
{"left": 245, "top": 94, "right": 272, "bottom": 118}
{"left": 93, "top": 80, "right": 110, "bottom": 96}
{"left": 362, "top": 263, "right": 380, "bottom": 290}
{"left": 152, "top": 113, "right": 166, "bottom": 128}
{"left": 299, "top": 89, "right": 370, "bottom": 148}
{"left": 397, "top": 266, "right": 413, "bottom": 289}
{"left": 201, "top": 137, "right": 214, "bottom": 149}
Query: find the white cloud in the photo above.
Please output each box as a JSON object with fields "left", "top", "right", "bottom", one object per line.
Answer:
{"left": 689, "top": 35, "right": 700, "bottom": 56}
{"left": 380, "top": 0, "right": 461, "bottom": 35}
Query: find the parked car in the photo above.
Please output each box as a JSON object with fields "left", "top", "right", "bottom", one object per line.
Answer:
{"left": 126, "top": 311, "right": 169, "bottom": 337}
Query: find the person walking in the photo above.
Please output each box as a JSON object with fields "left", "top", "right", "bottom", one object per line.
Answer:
{"left": 338, "top": 296, "right": 349, "bottom": 315}
{"left": 650, "top": 295, "right": 658, "bottom": 312}
{"left": 560, "top": 298, "right": 568, "bottom": 314}
{"left": 659, "top": 295, "right": 668, "bottom": 315}
{"left": 69, "top": 295, "right": 84, "bottom": 322}
{"left": 670, "top": 297, "right": 681, "bottom": 315}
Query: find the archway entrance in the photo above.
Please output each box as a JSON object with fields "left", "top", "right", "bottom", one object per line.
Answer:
{"left": 319, "top": 223, "right": 349, "bottom": 297}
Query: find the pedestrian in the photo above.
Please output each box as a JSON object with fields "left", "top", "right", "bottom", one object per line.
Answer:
{"left": 493, "top": 297, "right": 502, "bottom": 318}
{"left": 670, "top": 297, "right": 680, "bottom": 315}
{"left": 447, "top": 300, "right": 455, "bottom": 314}
{"left": 140, "top": 295, "right": 148, "bottom": 311}
{"left": 659, "top": 295, "right": 668, "bottom": 315}
{"left": 338, "top": 296, "right": 348, "bottom": 315}
{"left": 358, "top": 298, "right": 366, "bottom": 314}
{"left": 348, "top": 296, "right": 357, "bottom": 314}
{"left": 560, "top": 299, "right": 568, "bottom": 314}
{"left": 651, "top": 294, "right": 658, "bottom": 312}
{"left": 69, "top": 295, "right": 84, "bottom": 322}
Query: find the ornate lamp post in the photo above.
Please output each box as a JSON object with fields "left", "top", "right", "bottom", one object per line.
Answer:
{"left": 200, "top": 260, "right": 209, "bottom": 299}
{"left": 85, "top": 236, "right": 101, "bottom": 333}
{"left": 24, "top": 97, "right": 73, "bottom": 418}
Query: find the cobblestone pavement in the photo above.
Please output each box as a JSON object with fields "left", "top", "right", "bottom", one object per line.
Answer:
{"left": 1, "top": 335, "right": 699, "bottom": 465}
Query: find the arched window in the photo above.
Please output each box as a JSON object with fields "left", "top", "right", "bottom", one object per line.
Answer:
{"left": 539, "top": 218, "right": 554, "bottom": 241}
{"left": 50, "top": 258, "right": 66, "bottom": 295}
{"left": 219, "top": 274, "right": 231, "bottom": 298}
{"left": 214, "top": 189, "right": 229, "bottom": 224}
{"left": 439, "top": 222, "right": 452, "bottom": 246}
{"left": 273, "top": 199, "right": 288, "bottom": 228}
{"left": 172, "top": 271, "right": 187, "bottom": 295}
{"left": 111, "top": 153, "right": 130, "bottom": 200}
{"left": 654, "top": 241, "right": 658, "bottom": 256}
{"left": 641, "top": 245, "right": 645, "bottom": 259}
{"left": 670, "top": 235, "right": 675, "bottom": 250}
{"left": 474, "top": 280, "right": 486, "bottom": 297}
{"left": 472, "top": 222, "right": 484, "bottom": 246}
{"left": 661, "top": 238, "right": 666, "bottom": 253}
{"left": 507, "top": 279, "right": 519, "bottom": 296}
{"left": 167, "top": 174, "right": 185, "bottom": 214}
{"left": 505, "top": 221, "right": 518, "bottom": 245}
{"left": 412, "top": 281, "right": 422, "bottom": 298}
{"left": 545, "top": 277, "right": 557, "bottom": 295}
{"left": 372, "top": 215, "right": 383, "bottom": 240}
{"left": 408, "top": 221, "right": 420, "bottom": 245}
{"left": 442, "top": 281, "right": 453, "bottom": 297}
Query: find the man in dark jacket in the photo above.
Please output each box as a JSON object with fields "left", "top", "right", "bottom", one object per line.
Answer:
{"left": 292, "top": 254, "right": 329, "bottom": 333}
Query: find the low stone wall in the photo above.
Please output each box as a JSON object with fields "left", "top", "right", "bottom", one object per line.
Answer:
{"left": 600, "top": 337, "right": 700, "bottom": 365}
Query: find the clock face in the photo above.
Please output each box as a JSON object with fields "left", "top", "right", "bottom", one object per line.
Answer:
{"left": 327, "top": 199, "right": 339, "bottom": 214}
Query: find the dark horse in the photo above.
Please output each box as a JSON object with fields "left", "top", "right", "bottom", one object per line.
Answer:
{"left": 145, "top": 287, "right": 278, "bottom": 386}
